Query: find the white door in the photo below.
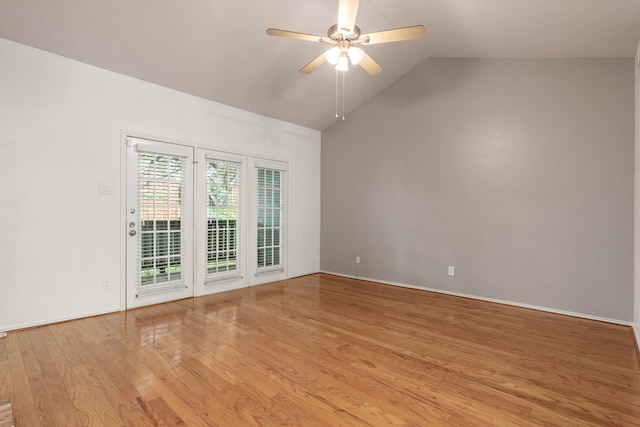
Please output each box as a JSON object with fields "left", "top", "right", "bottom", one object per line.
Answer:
{"left": 125, "top": 137, "right": 194, "bottom": 309}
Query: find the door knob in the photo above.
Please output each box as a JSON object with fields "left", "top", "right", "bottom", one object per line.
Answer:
{"left": 129, "top": 230, "right": 137, "bottom": 236}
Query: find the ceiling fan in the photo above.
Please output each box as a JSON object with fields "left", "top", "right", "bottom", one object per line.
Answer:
{"left": 266, "top": 0, "right": 425, "bottom": 75}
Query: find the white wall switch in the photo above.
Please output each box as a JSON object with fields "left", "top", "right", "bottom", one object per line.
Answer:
{"left": 356, "top": 256, "right": 361, "bottom": 264}
{"left": 448, "top": 266, "right": 455, "bottom": 276}
{"left": 98, "top": 182, "right": 112, "bottom": 195}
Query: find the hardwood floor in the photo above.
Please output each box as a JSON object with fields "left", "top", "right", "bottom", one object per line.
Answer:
{"left": 1, "top": 273, "right": 639, "bottom": 426}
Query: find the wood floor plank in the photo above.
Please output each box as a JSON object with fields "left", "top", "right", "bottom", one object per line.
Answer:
{"left": 66, "top": 384, "right": 105, "bottom": 427}
{"left": 39, "top": 328, "right": 79, "bottom": 393}
{"left": 93, "top": 339, "right": 160, "bottom": 403}
{"left": 71, "top": 364, "right": 121, "bottom": 427}
{"left": 49, "top": 322, "right": 83, "bottom": 368}
{"left": 0, "top": 338, "right": 8, "bottom": 363}
{"left": 5, "top": 334, "right": 33, "bottom": 412}
{"left": 17, "top": 332, "right": 40, "bottom": 382}
{"left": 140, "top": 396, "right": 186, "bottom": 427}
{"left": 101, "top": 386, "right": 157, "bottom": 427}
{"left": 0, "top": 361, "right": 12, "bottom": 401}
{"left": 28, "top": 373, "right": 62, "bottom": 426}
{"left": 2, "top": 273, "right": 640, "bottom": 426}
{"left": 13, "top": 404, "right": 41, "bottom": 427}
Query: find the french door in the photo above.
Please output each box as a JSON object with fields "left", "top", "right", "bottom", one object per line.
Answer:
{"left": 125, "top": 136, "right": 288, "bottom": 308}
{"left": 125, "top": 137, "right": 194, "bottom": 309}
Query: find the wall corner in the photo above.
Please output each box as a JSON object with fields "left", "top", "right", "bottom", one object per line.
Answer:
{"left": 634, "top": 38, "right": 640, "bottom": 350}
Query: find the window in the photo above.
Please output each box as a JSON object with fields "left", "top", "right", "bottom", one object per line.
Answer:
{"left": 254, "top": 159, "right": 287, "bottom": 279}
{"left": 256, "top": 168, "right": 282, "bottom": 268}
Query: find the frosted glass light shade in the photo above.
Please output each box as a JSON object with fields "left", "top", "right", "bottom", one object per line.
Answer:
{"left": 325, "top": 47, "right": 340, "bottom": 65}
{"left": 335, "top": 55, "right": 349, "bottom": 71}
{"left": 348, "top": 47, "right": 364, "bottom": 65}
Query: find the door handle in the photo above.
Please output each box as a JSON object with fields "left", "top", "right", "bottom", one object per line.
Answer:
{"left": 129, "top": 230, "right": 137, "bottom": 236}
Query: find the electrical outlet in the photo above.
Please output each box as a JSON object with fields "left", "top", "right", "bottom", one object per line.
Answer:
{"left": 103, "top": 280, "right": 112, "bottom": 290}
{"left": 448, "top": 266, "right": 455, "bottom": 276}
{"left": 356, "top": 256, "right": 361, "bottom": 264}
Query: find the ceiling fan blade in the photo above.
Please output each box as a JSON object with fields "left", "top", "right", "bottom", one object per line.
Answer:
{"left": 338, "top": 0, "right": 360, "bottom": 31}
{"left": 266, "top": 28, "right": 324, "bottom": 42}
{"left": 361, "top": 25, "right": 426, "bottom": 45}
{"left": 358, "top": 52, "right": 382, "bottom": 76}
{"left": 299, "top": 53, "right": 327, "bottom": 74}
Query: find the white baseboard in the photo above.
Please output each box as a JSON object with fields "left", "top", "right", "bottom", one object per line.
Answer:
{"left": 320, "top": 270, "right": 632, "bottom": 327}
{"left": 2, "top": 308, "right": 120, "bottom": 333}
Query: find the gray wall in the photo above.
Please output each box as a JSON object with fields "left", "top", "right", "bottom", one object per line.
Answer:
{"left": 321, "top": 58, "right": 634, "bottom": 322}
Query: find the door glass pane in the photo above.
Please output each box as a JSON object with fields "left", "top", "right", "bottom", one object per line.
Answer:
{"left": 256, "top": 168, "right": 282, "bottom": 269}
{"left": 139, "top": 153, "right": 184, "bottom": 287}
{"left": 206, "top": 160, "right": 240, "bottom": 275}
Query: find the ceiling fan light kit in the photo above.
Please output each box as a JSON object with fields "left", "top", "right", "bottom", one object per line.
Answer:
{"left": 348, "top": 47, "right": 364, "bottom": 65}
{"left": 324, "top": 44, "right": 364, "bottom": 71}
{"left": 325, "top": 46, "right": 341, "bottom": 65}
{"left": 335, "top": 55, "right": 350, "bottom": 71}
{"left": 266, "top": 0, "right": 425, "bottom": 117}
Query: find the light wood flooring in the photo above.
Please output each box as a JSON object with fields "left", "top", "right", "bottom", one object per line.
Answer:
{"left": 1, "top": 273, "right": 639, "bottom": 426}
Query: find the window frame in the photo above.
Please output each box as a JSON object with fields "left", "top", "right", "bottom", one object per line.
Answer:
{"left": 195, "top": 149, "right": 248, "bottom": 295}
{"left": 250, "top": 158, "right": 288, "bottom": 285}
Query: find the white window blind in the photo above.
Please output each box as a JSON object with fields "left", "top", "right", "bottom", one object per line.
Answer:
{"left": 255, "top": 163, "right": 286, "bottom": 274}
{"left": 135, "top": 149, "right": 188, "bottom": 297}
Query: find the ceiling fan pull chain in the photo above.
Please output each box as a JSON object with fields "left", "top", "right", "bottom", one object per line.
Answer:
{"left": 342, "top": 70, "right": 346, "bottom": 121}
{"left": 335, "top": 70, "right": 339, "bottom": 118}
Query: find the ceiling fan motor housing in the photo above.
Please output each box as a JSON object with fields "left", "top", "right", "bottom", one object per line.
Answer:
{"left": 328, "top": 24, "right": 361, "bottom": 42}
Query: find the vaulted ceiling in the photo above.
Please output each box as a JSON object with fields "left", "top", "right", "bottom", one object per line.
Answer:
{"left": 1, "top": 0, "right": 640, "bottom": 130}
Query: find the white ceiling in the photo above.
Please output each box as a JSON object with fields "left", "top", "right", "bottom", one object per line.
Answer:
{"left": 1, "top": 0, "right": 639, "bottom": 130}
